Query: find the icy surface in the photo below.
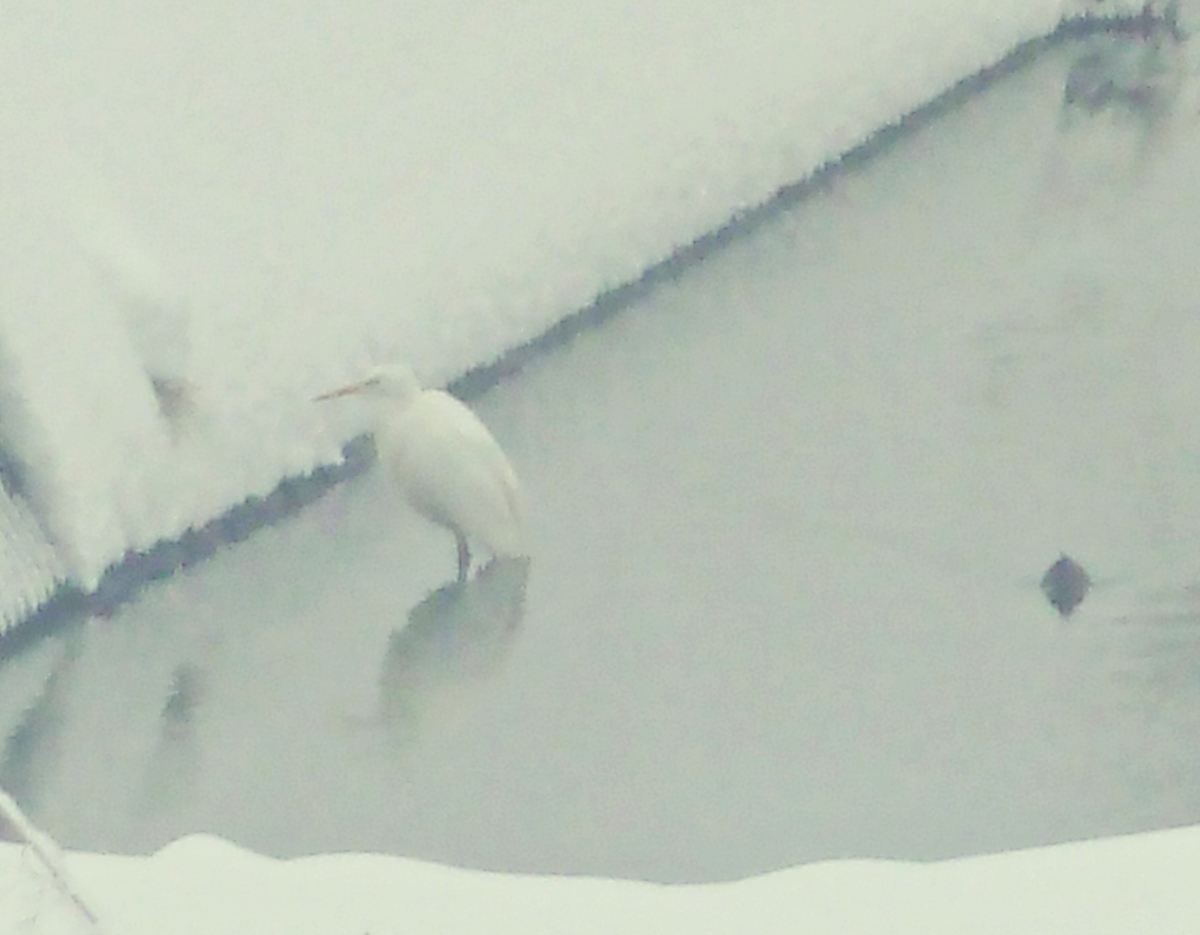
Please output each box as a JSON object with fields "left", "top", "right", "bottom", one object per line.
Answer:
{"left": 0, "top": 0, "right": 1158, "bottom": 629}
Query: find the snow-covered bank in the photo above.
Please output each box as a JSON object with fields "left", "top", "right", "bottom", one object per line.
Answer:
{"left": 1, "top": 825, "right": 1197, "bottom": 934}
{"left": 0, "top": 0, "right": 1173, "bottom": 633}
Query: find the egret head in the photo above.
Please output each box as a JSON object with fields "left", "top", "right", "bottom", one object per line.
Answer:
{"left": 313, "top": 363, "right": 422, "bottom": 405}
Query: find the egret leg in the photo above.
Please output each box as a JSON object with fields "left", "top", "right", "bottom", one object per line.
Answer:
{"left": 456, "top": 535, "right": 471, "bottom": 582}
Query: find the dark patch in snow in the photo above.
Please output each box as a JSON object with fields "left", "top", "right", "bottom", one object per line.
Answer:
{"left": 0, "top": 444, "right": 28, "bottom": 502}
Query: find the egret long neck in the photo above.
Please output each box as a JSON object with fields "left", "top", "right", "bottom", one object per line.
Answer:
{"left": 379, "top": 368, "right": 423, "bottom": 410}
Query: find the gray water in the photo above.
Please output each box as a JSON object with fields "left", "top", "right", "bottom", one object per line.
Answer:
{"left": 2, "top": 37, "right": 1200, "bottom": 883}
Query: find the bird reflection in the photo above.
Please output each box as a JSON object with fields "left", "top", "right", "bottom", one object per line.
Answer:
{"left": 377, "top": 556, "right": 530, "bottom": 742}
{"left": 0, "top": 636, "right": 81, "bottom": 813}
{"left": 134, "top": 663, "right": 206, "bottom": 817}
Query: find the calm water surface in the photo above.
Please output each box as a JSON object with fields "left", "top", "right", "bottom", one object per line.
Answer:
{"left": 2, "top": 39, "right": 1200, "bottom": 882}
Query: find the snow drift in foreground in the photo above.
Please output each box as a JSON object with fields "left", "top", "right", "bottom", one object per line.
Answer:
{"left": 0, "top": 0, "right": 1167, "bottom": 631}
{"left": 1, "top": 824, "right": 1197, "bottom": 935}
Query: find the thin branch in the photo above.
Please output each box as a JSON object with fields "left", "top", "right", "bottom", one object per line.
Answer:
{"left": 0, "top": 785, "right": 102, "bottom": 931}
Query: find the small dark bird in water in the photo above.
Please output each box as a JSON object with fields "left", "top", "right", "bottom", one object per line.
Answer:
{"left": 1041, "top": 554, "right": 1091, "bottom": 617}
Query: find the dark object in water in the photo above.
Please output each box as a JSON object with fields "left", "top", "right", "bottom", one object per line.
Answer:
{"left": 161, "top": 664, "right": 206, "bottom": 730}
{"left": 1041, "top": 554, "right": 1091, "bottom": 617}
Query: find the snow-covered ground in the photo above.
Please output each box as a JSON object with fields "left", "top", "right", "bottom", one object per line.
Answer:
{"left": 1, "top": 824, "right": 1198, "bottom": 935}
{"left": 0, "top": 0, "right": 1172, "bottom": 631}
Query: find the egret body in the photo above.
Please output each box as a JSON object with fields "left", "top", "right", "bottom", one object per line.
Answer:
{"left": 316, "top": 364, "right": 525, "bottom": 581}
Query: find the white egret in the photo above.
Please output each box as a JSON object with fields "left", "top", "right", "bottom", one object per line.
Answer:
{"left": 315, "top": 364, "right": 526, "bottom": 581}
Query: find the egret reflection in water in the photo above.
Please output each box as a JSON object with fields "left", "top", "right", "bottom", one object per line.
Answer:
{"left": 377, "top": 556, "right": 530, "bottom": 741}
{"left": 135, "top": 663, "right": 207, "bottom": 818}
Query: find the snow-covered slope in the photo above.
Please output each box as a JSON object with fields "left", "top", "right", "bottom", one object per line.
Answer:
{"left": 0, "top": 0, "right": 1168, "bottom": 632}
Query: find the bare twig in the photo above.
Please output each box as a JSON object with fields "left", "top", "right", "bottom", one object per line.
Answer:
{"left": 0, "top": 785, "right": 102, "bottom": 931}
